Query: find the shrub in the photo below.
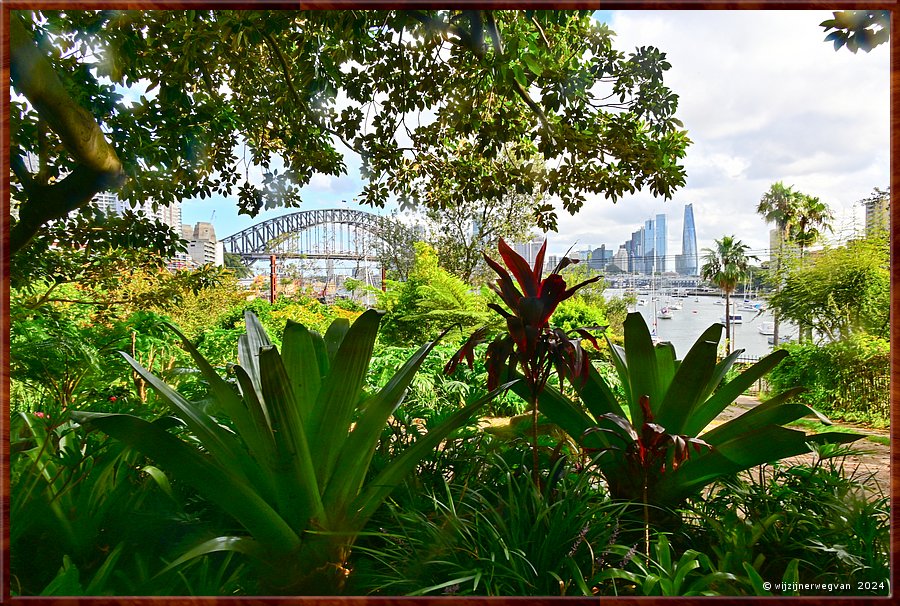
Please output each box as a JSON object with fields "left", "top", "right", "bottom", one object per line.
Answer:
{"left": 550, "top": 297, "right": 608, "bottom": 335}
{"left": 768, "top": 335, "right": 889, "bottom": 426}
{"left": 378, "top": 242, "right": 491, "bottom": 346}
{"left": 75, "top": 311, "right": 508, "bottom": 594}
{"left": 685, "top": 455, "right": 890, "bottom": 596}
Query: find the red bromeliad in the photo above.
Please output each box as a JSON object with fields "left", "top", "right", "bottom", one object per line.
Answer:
{"left": 445, "top": 238, "right": 607, "bottom": 483}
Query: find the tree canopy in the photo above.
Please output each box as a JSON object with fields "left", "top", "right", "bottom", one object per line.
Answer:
{"left": 10, "top": 9, "right": 690, "bottom": 257}
{"left": 769, "top": 235, "right": 889, "bottom": 343}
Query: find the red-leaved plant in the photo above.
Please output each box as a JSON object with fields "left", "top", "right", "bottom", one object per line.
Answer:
{"left": 584, "top": 395, "right": 710, "bottom": 553}
{"left": 445, "top": 238, "right": 606, "bottom": 484}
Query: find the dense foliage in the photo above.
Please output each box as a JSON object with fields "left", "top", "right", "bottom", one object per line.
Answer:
{"left": 768, "top": 235, "right": 889, "bottom": 342}
{"left": 11, "top": 9, "right": 689, "bottom": 258}
{"left": 767, "top": 335, "right": 890, "bottom": 426}
{"left": 9, "top": 276, "right": 889, "bottom": 595}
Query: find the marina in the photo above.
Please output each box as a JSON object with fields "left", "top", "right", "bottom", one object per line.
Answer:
{"left": 606, "top": 289, "right": 790, "bottom": 358}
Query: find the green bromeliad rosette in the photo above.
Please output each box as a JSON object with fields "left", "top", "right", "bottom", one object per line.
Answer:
{"left": 74, "top": 310, "right": 511, "bottom": 594}
{"left": 522, "top": 312, "right": 861, "bottom": 508}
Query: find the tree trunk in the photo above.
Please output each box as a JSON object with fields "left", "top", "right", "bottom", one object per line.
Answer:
{"left": 725, "top": 291, "right": 731, "bottom": 354}
{"left": 9, "top": 13, "right": 125, "bottom": 254}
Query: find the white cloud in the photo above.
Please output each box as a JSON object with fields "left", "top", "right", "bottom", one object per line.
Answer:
{"left": 545, "top": 10, "right": 889, "bottom": 258}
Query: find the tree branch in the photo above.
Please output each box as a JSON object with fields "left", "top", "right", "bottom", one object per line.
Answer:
{"left": 259, "top": 28, "right": 358, "bottom": 153}
{"left": 483, "top": 12, "right": 548, "bottom": 127}
{"left": 9, "top": 13, "right": 125, "bottom": 253}
{"left": 10, "top": 164, "right": 123, "bottom": 254}
{"left": 10, "top": 14, "right": 122, "bottom": 176}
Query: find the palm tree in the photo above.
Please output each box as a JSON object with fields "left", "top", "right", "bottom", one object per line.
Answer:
{"left": 758, "top": 184, "right": 834, "bottom": 345}
{"left": 791, "top": 194, "right": 833, "bottom": 342}
{"left": 701, "top": 236, "right": 755, "bottom": 355}
{"left": 791, "top": 194, "right": 833, "bottom": 254}
{"left": 757, "top": 182, "right": 801, "bottom": 347}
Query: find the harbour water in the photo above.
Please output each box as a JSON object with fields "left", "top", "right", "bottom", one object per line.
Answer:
{"left": 605, "top": 289, "right": 792, "bottom": 359}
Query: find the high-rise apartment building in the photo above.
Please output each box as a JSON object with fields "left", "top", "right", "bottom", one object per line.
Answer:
{"left": 643, "top": 219, "right": 656, "bottom": 274}
{"left": 92, "top": 191, "right": 182, "bottom": 232}
{"left": 612, "top": 245, "right": 629, "bottom": 272}
{"left": 680, "top": 203, "right": 698, "bottom": 275}
{"left": 511, "top": 236, "right": 545, "bottom": 267}
{"left": 864, "top": 194, "right": 890, "bottom": 235}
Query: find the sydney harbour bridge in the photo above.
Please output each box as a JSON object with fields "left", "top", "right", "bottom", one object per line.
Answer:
{"left": 220, "top": 208, "right": 411, "bottom": 295}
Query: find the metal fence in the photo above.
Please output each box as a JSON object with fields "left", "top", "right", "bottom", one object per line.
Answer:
{"left": 729, "top": 354, "right": 890, "bottom": 418}
{"left": 834, "top": 366, "right": 891, "bottom": 421}
{"left": 731, "top": 355, "right": 767, "bottom": 395}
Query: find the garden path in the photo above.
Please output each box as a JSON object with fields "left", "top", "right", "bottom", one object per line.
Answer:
{"left": 711, "top": 396, "right": 891, "bottom": 497}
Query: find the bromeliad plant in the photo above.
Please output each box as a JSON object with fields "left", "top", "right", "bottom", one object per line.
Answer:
{"left": 74, "top": 310, "right": 510, "bottom": 595}
{"left": 522, "top": 312, "right": 861, "bottom": 508}
{"left": 445, "top": 239, "right": 605, "bottom": 484}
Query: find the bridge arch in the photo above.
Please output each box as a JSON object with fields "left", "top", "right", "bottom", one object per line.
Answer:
{"left": 220, "top": 208, "right": 410, "bottom": 262}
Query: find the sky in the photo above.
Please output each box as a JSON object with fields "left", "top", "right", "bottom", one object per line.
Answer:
{"left": 181, "top": 10, "right": 890, "bottom": 262}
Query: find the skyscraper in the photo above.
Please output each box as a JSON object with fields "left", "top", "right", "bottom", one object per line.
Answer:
{"left": 655, "top": 213, "right": 667, "bottom": 273}
{"left": 644, "top": 219, "right": 655, "bottom": 274}
{"left": 681, "top": 203, "right": 698, "bottom": 275}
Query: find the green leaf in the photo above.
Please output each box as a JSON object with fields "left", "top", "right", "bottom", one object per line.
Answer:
{"left": 663, "top": 426, "right": 862, "bottom": 501}
{"left": 309, "top": 310, "right": 383, "bottom": 485}
{"left": 623, "top": 313, "right": 660, "bottom": 424}
{"left": 511, "top": 64, "right": 527, "bottom": 87}
{"left": 578, "top": 362, "right": 627, "bottom": 420}
{"left": 140, "top": 465, "right": 176, "bottom": 502}
{"left": 164, "top": 322, "right": 275, "bottom": 479}
{"left": 84, "top": 543, "right": 126, "bottom": 595}
{"left": 238, "top": 311, "right": 273, "bottom": 387}
{"left": 654, "top": 341, "right": 678, "bottom": 395}
{"left": 349, "top": 381, "right": 517, "bottom": 530}
{"left": 280, "top": 320, "right": 322, "bottom": 426}
{"left": 782, "top": 558, "right": 800, "bottom": 594}
{"left": 742, "top": 561, "right": 771, "bottom": 596}
{"left": 323, "top": 340, "right": 436, "bottom": 514}
{"left": 40, "top": 555, "right": 84, "bottom": 596}
{"left": 258, "top": 346, "right": 325, "bottom": 532}
{"left": 700, "top": 387, "right": 807, "bottom": 445}
{"left": 156, "top": 536, "right": 262, "bottom": 578}
{"left": 119, "top": 351, "right": 250, "bottom": 482}
{"left": 655, "top": 338, "right": 718, "bottom": 434}
{"left": 73, "top": 412, "right": 301, "bottom": 554}
{"left": 684, "top": 349, "right": 789, "bottom": 436}
{"left": 522, "top": 54, "right": 542, "bottom": 76}
{"left": 323, "top": 317, "right": 351, "bottom": 364}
